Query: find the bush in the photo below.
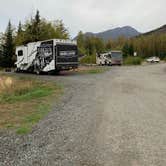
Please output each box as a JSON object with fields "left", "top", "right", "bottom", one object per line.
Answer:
{"left": 124, "top": 56, "right": 142, "bottom": 65}
{"left": 80, "top": 54, "right": 96, "bottom": 64}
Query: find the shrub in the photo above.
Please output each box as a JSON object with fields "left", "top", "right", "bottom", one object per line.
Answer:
{"left": 124, "top": 56, "right": 142, "bottom": 65}
{"left": 80, "top": 54, "right": 96, "bottom": 64}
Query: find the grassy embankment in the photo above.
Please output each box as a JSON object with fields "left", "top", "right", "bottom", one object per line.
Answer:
{"left": 80, "top": 54, "right": 96, "bottom": 64}
{"left": 123, "top": 56, "right": 143, "bottom": 65}
{"left": 0, "top": 74, "right": 62, "bottom": 134}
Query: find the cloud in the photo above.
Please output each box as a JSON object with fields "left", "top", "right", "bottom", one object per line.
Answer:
{"left": 0, "top": 0, "right": 165, "bottom": 37}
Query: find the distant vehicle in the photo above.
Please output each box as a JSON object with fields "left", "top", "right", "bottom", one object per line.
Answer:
{"left": 15, "top": 39, "right": 78, "bottom": 74}
{"left": 146, "top": 57, "right": 160, "bottom": 63}
{"left": 96, "top": 52, "right": 112, "bottom": 66}
{"left": 111, "top": 51, "right": 123, "bottom": 65}
{"left": 96, "top": 51, "right": 123, "bottom": 66}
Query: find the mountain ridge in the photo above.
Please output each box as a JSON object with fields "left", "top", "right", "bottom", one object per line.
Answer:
{"left": 75, "top": 24, "right": 166, "bottom": 41}
{"left": 75, "top": 26, "right": 141, "bottom": 41}
{"left": 142, "top": 24, "right": 166, "bottom": 36}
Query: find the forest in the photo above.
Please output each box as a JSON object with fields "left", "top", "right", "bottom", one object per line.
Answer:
{"left": 0, "top": 10, "right": 166, "bottom": 67}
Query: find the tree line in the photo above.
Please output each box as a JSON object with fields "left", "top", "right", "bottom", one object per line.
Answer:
{"left": 0, "top": 10, "right": 69, "bottom": 68}
{"left": 77, "top": 31, "right": 166, "bottom": 60}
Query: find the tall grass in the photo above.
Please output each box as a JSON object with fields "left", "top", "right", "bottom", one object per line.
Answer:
{"left": 0, "top": 77, "right": 53, "bottom": 103}
{"left": 124, "top": 56, "right": 143, "bottom": 65}
{"left": 80, "top": 55, "right": 96, "bottom": 64}
{"left": 0, "top": 76, "right": 54, "bottom": 103}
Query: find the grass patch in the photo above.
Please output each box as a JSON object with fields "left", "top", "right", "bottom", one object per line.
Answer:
{"left": 77, "top": 66, "right": 109, "bottom": 74}
{"left": 80, "top": 55, "right": 96, "bottom": 64}
{"left": 0, "top": 76, "right": 54, "bottom": 103}
{"left": 16, "top": 126, "right": 31, "bottom": 134}
{"left": 0, "top": 75, "right": 62, "bottom": 134}
{"left": 1, "top": 86, "right": 53, "bottom": 103}
{"left": 124, "top": 56, "right": 143, "bottom": 65}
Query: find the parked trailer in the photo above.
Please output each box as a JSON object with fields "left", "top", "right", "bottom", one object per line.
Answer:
{"left": 15, "top": 39, "right": 78, "bottom": 74}
{"left": 111, "top": 51, "right": 123, "bottom": 65}
{"left": 96, "top": 51, "right": 123, "bottom": 66}
{"left": 96, "top": 52, "right": 112, "bottom": 66}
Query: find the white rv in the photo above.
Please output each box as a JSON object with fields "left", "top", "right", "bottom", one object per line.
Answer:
{"left": 15, "top": 39, "right": 78, "bottom": 74}
{"left": 96, "top": 52, "right": 112, "bottom": 66}
{"left": 96, "top": 51, "right": 123, "bottom": 66}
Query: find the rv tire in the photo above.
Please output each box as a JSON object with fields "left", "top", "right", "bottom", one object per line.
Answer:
{"left": 16, "top": 68, "right": 20, "bottom": 73}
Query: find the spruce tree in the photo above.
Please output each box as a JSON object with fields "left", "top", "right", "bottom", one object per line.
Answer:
{"left": 33, "top": 10, "right": 41, "bottom": 41}
{"left": 2, "top": 20, "right": 14, "bottom": 67}
{"left": 18, "top": 21, "right": 23, "bottom": 34}
{"left": 77, "top": 31, "right": 86, "bottom": 55}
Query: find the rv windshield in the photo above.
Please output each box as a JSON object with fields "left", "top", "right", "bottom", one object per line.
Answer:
{"left": 111, "top": 52, "right": 122, "bottom": 59}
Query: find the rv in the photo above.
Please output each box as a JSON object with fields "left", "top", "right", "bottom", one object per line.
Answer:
{"left": 15, "top": 39, "right": 78, "bottom": 74}
{"left": 111, "top": 51, "right": 123, "bottom": 65}
{"left": 96, "top": 52, "right": 112, "bottom": 66}
{"left": 96, "top": 51, "right": 123, "bottom": 66}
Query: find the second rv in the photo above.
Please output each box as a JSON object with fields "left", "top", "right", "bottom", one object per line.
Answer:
{"left": 96, "top": 51, "right": 123, "bottom": 66}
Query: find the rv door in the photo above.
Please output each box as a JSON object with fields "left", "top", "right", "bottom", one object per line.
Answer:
{"left": 16, "top": 46, "right": 28, "bottom": 65}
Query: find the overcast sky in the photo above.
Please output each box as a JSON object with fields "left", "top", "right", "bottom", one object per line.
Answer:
{"left": 0, "top": 0, "right": 165, "bottom": 37}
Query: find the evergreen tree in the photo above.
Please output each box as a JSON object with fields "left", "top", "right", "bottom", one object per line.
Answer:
{"left": 1, "top": 21, "right": 14, "bottom": 67}
{"left": 18, "top": 21, "right": 23, "bottom": 34}
{"left": 33, "top": 10, "right": 41, "bottom": 41}
{"left": 77, "top": 31, "right": 86, "bottom": 55}
{"left": 0, "top": 38, "right": 3, "bottom": 65}
{"left": 122, "top": 43, "right": 129, "bottom": 57}
{"left": 53, "top": 20, "right": 69, "bottom": 39}
{"left": 128, "top": 43, "right": 134, "bottom": 56}
{"left": 17, "top": 10, "right": 69, "bottom": 45}
{"left": 15, "top": 21, "right": 25, "bottom": 46}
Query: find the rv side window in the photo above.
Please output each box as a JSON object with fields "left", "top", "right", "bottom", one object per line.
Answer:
{"left": 18, "top": 50, "right": 23, "bottom": 56}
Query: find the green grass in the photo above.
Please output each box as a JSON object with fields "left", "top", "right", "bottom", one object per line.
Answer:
{"left": 0, "top": 86, "right": 54, "bottom": 103}
{"left": 0, "top": 75, "right": 62, "bottom": 134}
{"left": 78, "top": 67, "right": 109, "bottom": 75}
{"left": 84, "top": 68, "right": 108, "bottom": 74}
{"left": 24, "top": 104, "right": 50, "bottom": 124}
{"left": 80, "top": 55, "right": 96, "bottom": 64}
{"left": 16, "top": 104, "right": 51, "bottom": 134}
{"left": 16, "top": 126, "right": 31, "bottom": 134}
{"left": 124, "top": 56, "right": 143, "bottom": 65}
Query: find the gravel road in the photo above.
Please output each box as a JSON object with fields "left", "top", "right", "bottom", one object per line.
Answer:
{"left": 1, "top": 64, "right": 166, "bottom": 166}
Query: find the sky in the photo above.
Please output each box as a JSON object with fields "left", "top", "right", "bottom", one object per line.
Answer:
{"left": 0, "top": 0, "right": 166, "bottom": 37}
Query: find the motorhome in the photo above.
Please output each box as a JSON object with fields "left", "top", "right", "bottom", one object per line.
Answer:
{"left": 15, "top": 39, "right": 78, "bottom": 74}
{"left": 96, "top": 51, "right": 123, "bottom": 66}
{"left": 96, "top": 52, "right": 112, "bottom": 66}
{"left": 111, "top": 51, "right": 123, "bottom": 65}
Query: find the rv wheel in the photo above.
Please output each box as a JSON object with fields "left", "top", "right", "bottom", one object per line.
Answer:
{"left": 15, "top": 68, "right": 20, "bottom": 73}
{"left": 54, "top": 70, "right": 60, "bottom": 75}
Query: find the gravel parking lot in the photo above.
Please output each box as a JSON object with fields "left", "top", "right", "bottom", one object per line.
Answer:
{"left": 1, "top": 64, "right": 166, "bottom": 166}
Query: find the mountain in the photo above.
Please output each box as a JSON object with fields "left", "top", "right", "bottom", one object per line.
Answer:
{"left": 142, "top": 24, "right": 166, "bottom": 36}
{"left": 76, "top": 26, "right": 140, "bottom": 41}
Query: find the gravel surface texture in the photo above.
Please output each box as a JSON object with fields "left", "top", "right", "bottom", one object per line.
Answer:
{"left": 1, "top": 64, "right": 166, "bottom": 166}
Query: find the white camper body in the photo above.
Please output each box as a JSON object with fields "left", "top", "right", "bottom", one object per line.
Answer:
{"left": 15, "top": 39, "right": 78, "bottom": 74}
{"left": 96, "top": 51, "right": 123, "bottom": 66}
{"left": 96, "top": 52, "right": 112, "bottom": 66}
